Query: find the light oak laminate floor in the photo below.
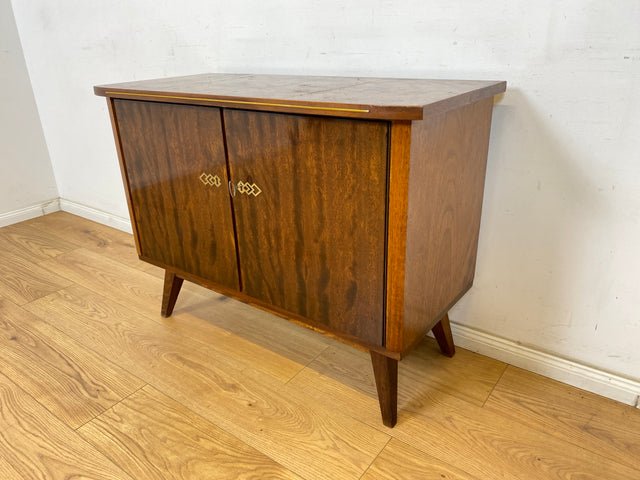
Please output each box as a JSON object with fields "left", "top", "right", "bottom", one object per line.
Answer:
{"left": 1, "top": 212, "right": 639, "bottom": 479}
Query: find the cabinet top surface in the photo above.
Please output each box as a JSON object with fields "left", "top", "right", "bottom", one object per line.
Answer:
{"left": 95, "top": 73, "right": 505, "bottom": 120}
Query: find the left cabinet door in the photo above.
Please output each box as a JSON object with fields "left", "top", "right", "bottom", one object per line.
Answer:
{"left": 112, "top": 100, "right": 239, "bottom": 290}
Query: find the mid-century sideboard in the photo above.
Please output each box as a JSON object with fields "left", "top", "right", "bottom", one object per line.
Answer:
{"left": 95, "top": 73, "right": 506, "bottom": 427}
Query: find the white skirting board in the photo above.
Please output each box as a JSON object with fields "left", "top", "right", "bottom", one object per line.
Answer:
{"left": 58, "top": 199, "right": 133, "bottom": 234}
{"left": 0, "top": 198, "right": 132, "bottom": 233}
{"left": 448, "top": 321, "right": 640, "bottom": 408}
{"left": 0, "top": 198, "right": 60, "bottom": 227}
{"left": 2, "top": 198, "right": 638, "bottom": 408}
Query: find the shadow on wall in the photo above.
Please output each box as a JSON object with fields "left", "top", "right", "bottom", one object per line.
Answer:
{"left": 452, "top": 87, "right": 610, "bottom": 356}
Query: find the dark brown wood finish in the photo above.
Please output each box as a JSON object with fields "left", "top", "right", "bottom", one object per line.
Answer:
{"left": 96, "top": 74, "right": 506, "bottom": 121}
{"left": 97, "top": 74, "right": 506, "bottom": 427}
{"left": 107, "top": 99, "right": 142, "bottom": 254}
{"left": 400, "top": 97, "right": 496, "bottom": 352}
{"left": 113, "top": 100, "right": 239, "bottom": 290}
{"left": 224, "top": 110, "right": 388, "bottom": 345}
{"left": 161, "top": 270, "right": 183, "bottom": 317}
{"left": 432, "top": 314, "right": 456, "bottom": 357}
{"left": 384, "top": 121, "right": 412, "bottom": 353}
{"left": 370, "top": 351, "right": 398, "bottom": 428}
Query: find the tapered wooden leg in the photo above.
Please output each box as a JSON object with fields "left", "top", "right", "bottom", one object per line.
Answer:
{"left": 370, "top": 350, "right": 398, "bottom": 428}
{"left": 161, "top": 270, "right": 184, "bottom": 317}
{"left": 432, "top": 313, "right": 455, "bottom": 357}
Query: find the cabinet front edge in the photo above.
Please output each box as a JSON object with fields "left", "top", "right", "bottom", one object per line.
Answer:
{"left": 93, "top": 88, "right": 424, "bottom": 120}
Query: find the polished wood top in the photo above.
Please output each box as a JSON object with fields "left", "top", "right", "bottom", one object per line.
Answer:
{"left": 95, "top": 73, "right": 506, "bottom": 120}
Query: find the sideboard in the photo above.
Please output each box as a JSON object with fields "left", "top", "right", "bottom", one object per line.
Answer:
{"left": 95, "top": 73, "right": 506, "bottom": 427}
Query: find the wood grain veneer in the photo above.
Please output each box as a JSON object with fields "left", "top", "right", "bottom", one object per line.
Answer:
{"left": 96, "top": 73, "right": 505, "bottom": 120}
{"left": 113, "top": 100, "right": 239, "bottom": 290}
{"left": 399, "top": 96, "right": 495, "bottom": 352}
{"left": 96, "top": 73, "right": 506, "bottom": 427}
{"left": 224, "top": 110, "right": 388, "bottom": 344}
{"left": 384, "top": 121, "right": 412, "bottom": 353}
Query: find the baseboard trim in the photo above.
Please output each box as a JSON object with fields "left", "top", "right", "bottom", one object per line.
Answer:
{"left": 0, "top": 198, "right": 61, "bottom": 227}
{"left": 449, "top": 321, "right": 640, "bottom": 408}
{"left": 0, "top": 198, "right": 132, "bottom": 233}
{"left": 59, "top": 199, "right": 133, "bottom": 233}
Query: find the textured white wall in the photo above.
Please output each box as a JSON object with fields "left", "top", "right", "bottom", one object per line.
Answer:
{"left": 11, "top": 0, "right": 640, "bottom": 382}
{"left": 0, "top": 0, "right": 57, "bottom": 216}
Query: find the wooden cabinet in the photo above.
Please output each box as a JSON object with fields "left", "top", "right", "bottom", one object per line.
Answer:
{"left": 96, "top": 73, "right": 506, "bottom": 427}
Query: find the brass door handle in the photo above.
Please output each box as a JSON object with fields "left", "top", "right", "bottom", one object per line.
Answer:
{"left": 236, "top": 181, "right": 262, "bottom": 197}
{"left": 227, "top": 179, "right": 262, "bottom": 198}
{"left": 199, "top": 172, "right": 221, "bottom": 187}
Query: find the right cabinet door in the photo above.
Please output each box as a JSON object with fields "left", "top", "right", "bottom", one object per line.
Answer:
{"left": 224, "top": 110, "right": 388, "bottom": 345}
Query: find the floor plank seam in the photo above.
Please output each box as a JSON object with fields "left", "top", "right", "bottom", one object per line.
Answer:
{"left": 74, "top": 383, "right": 148, "bottom": 432}
{"left": 15, "top": 293, "right": 153, "bottom": 429}
{"left": 1, "top": 298, "right": 145, "bottom": 433}
{"left": 481, "top": 362, "right": 509, "bottom": 408}
{"left": 356, "top": 436, "right": 391, "bottom": 480}
{"left": 284, "top": 344, "right": 331, "bottom": 386}
{"left": 477, "top": 376, "right": 640, "bottom": 474}
{"left": 32, "top": 254, "right": 168, "bottom": 329}
{"left": 36, "top": 229, "right": 85, "bottom": 250}
{"left": 132, "top": 380, "right": 304, "bottom": 476}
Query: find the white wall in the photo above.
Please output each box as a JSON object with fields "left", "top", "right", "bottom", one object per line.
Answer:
{"left": 11, "top": 1, "right": 640, "bottom": 393}
{"left": 0, "top": 0, "right": 57, "bottom": 219}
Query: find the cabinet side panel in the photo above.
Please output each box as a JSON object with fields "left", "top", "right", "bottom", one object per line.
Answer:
{"left": 402, "top": 98, "right": 495, "bottom": 352}
{"left": 224, "top": 110, "right": 388, "bottom": 345}
{"left": 113, "top": 100, "right": 239, "bottom": 290}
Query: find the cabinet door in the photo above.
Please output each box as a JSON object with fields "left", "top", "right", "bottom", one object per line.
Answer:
{"left": 113, "top": 100, "right": 239, "bottom": 290}
{"left": 224, "top": 110, "right": 388, "bottom": 345}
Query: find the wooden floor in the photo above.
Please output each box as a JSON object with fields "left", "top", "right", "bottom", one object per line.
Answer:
{"left": 1, "top": 212, "right": 639, "bottom": 479}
